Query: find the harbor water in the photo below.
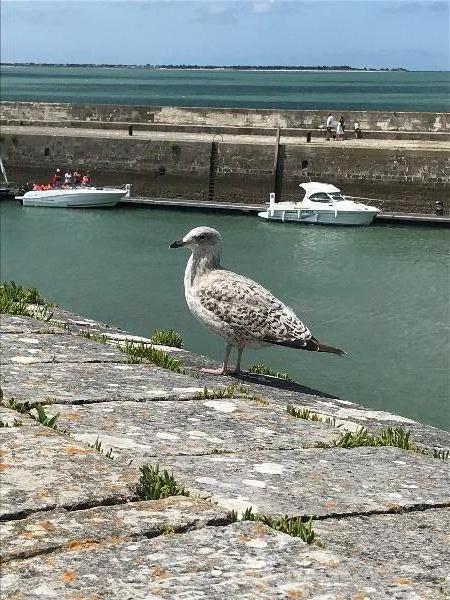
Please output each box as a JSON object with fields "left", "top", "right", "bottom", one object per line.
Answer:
{"left": 1, "top": 201, "right": 448, "bottom": 430}
{"left": 1, "top": 66, "right": 449, "bottom": 112}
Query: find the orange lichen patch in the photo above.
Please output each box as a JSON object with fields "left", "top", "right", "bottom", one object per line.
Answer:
{"left": 0, "top": 450, "right": 6, "bottom": 457}
{"left": 151, "top": 566, "right": 168, "bottom": 580}
{"left": 60, "top": 571, "right": 77, "bottom": 583}
{"left": 393, "top": 578, "right": 413, "bottom": 586}
{"left": 67, "top": 539, "right": 100, "bottom": 552}
{"left": 39, "top": 521, "right": 57, "bottom": 532}
{"left": 64, "top": 446, "right": 91, "bottom": 456}
{"left": 384, "top": 503, "right": 401, "bottom": 511}
{"left": 286, "top": 590, "right": 304, "bottom": 599}
{"left": 244, "top": 571, "right": 263, "bottom": 578}
{"left": 18, "top": 530, "right": 35, "bottom": 539}
{"left": 0, "top": 463, "right": 10, "bottom": 471}
{"left": 352, "top": 593, "right": 369, "bottom": 600}
{"left": 238, "top": 533, "right": 252, "bottom": 542}
{"left": 322, "top": 500, "right": 336, "bottom": 510}
{"left": 250, "top": 523, "right": 268, "bottom": 538}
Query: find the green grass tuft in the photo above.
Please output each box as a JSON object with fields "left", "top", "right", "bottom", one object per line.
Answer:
{"left": 150, "top": 329, "right": 183, "bottom": 348}
{"left": 121, "top": 342, "right": 183, "bottom": 373}
{"left": 194, "top": 384, "right": 266, "bottom": 404}
{"left": 241, "top": 507, "right": 316, "bottom": 544}
{"left": 137, "top": 464, "right": 188, "bottom": 500}
{"left": 431, "top": 448, "right": 449, "bottom": 460}
{"left": 88, "top": 437, "right": 114, "bottom": 459}
{"left": 248, "top": 362, "right": 294, "bottom": 382}
{"left": 0, "top": 281, "right": 54, "bottom": 320}
{"left": 335, "top": 426, "right": 416, "bottom": 450}
{"left": 79, "top": 330, "right": 108, "bottom": 344}
{"left": 33, "top": 404, "right": 59, "bottom": 429}
{"left": 287, "top": 404, "right": 337, "bottom": 427}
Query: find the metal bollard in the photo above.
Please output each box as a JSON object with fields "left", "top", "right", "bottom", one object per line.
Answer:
{"left": 128, "top": 125, "right": 133, "bottom": 136}
{"left": 306, "top": 131, "right": 311, "bottom": 143}
{"left": 435, "top": 201, "right": 444, "bottom": 216}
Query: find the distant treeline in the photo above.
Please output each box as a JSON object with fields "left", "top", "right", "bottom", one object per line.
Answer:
{"left": 1, "top": 62, "right": 408, "bottom": 72}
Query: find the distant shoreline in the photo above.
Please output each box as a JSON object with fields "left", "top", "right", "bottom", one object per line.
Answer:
{"left": 0, "top": 63, "right": 409, "bottom": 72}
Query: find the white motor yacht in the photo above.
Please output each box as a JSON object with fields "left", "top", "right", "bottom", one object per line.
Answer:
{"left": 258, "top": 182, "right": 380, "bottom": 226}
{"left": 17, "top": 185, "right": 130, "bottom": 208}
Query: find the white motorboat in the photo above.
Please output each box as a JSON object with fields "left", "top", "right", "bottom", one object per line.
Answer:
{"left": 17, "top": 185, "right": 130, "bottom": 208}
{"left": 258, "top": 182, "right": 380, "bottom": 226}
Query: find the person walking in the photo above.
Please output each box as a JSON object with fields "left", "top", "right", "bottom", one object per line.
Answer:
{"left": 339, "top": 116, "right": 346, "bottom": 139}
{"left": 354, "top": 120, "right": 361, "bottom": 139}
{"left": 326, "top": 113, "right": 334, "bottom": 140}
{"left": 336, "top": 120, "right": 344, "bottom": 141}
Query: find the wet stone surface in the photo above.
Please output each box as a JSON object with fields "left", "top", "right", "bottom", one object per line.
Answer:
{"left": 0, "top": 426, "right": 137, "bottom": 520}
{"left": 158, "top": 447, "right": 450, "bottom": 517}
{"left": 45, "top": 399, "right": 341, "bottom": 459}
{"left": 1, "top": 332, "right": 128, "bottom": 364}
{"left": 2, "top": 521, "right": 444, "bottom": 600}
{"left": 314, "top": 507, "right": 450, "bottom": 598}
{"left": 1, "top": 497, "right": 229, "bottom": 563}
{"left": 0, "top": 362, "right": 208, "bottom": 406}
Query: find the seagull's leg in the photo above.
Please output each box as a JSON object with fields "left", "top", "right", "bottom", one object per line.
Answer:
{"left": 201, "top": 344, "right": 232, "bottom": 375}
{"left": 232, "top": 347, "right": 244, "bottom": 374}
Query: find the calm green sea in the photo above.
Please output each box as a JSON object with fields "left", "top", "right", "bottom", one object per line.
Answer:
{"left": 1, "top": 65, "right": 449, "bottom": 111}
{"left": 1, "top": 202, "right": 449, "bottom": 430}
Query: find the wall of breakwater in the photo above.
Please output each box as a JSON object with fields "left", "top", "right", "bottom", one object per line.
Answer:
{"left": 2, "top": 101, "right": 450, "bottom": 133}
{"left": 1, "top": 101, "right": 449, "bottom": 211}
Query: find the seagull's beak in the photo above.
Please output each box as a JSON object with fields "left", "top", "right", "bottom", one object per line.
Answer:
{"left": 169, "top": 239, "right": 185, "bottom": 249}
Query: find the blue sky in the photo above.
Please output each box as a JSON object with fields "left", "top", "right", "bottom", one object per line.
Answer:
{"left": 1, "top": 0, "right": 449, "bottom": 70}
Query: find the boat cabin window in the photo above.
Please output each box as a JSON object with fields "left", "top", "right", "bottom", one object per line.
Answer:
{"left": 309, "top": 192, "right": 331, "bottom": 203}
{"left": 328, "top": 192, "right": 345, "bottom": 202}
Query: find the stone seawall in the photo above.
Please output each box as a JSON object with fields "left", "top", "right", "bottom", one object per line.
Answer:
{"left": 1, "top": 125, "right": 449, "bottom": 211}
{"left": 1, "top": 307, "right": 450, "bottom": 598}
{"left": 2, "top": 100, "right": 449, "bottom": 132}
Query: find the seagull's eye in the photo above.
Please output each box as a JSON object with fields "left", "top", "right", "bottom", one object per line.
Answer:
{"left": 198, "top": 234, "right": 206, "bottom": 240}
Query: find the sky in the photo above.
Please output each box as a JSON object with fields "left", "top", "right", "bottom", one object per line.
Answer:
{"left": 1, "top": 0, "right": 449, "bottom": 70}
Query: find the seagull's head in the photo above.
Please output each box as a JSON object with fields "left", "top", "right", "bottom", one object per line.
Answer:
{"left": 170, "top": 226, "right": 222, "bottom": 256}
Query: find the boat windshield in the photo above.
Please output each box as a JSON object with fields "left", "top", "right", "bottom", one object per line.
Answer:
{"left": 328, "top": 193, "right": 345, "bottom": 202}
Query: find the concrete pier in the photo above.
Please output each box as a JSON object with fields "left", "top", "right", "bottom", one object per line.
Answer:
{"left": 1, "top": 308, "right": 449, "bottom": 598}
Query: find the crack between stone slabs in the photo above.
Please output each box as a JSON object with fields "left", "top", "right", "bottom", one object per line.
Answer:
{"left": 1, "top": 516, "right": 231, "bottom": 566}
{"left": 0, "top": 493, "right": 141, "bottom": 524}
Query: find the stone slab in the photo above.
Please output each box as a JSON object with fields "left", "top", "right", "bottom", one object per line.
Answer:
{"left": 48, "top": 307, "right": 128, "bottom": 336}
{"left": 44, "top": 399, "right": 340, "bottom": 459}
{"left": 0, "top": 427, "right": 137, "bottom": 520}
{"left": 1, "top": 332, "right": 127, "bottom": 364}
{"left": 0, "top": 314, "right": 65, "bottom": 334}
{"left": 1, "top": 497, "right": 229, "bottom": 563}
{"left": 314, "top": 507, "right": 450, "bottom": 598}
{"left": 158, "top": 447, "right": 450, "bottom": 517}
{"left": 0, "top": 406, "right": 34, "bottom": 428}
{"left": 0, "top": 362, "right": 208, "bottom": 406}
{"left": 1, "top": 521, "right": 445, "bottom": 599}
{"left": 285, "top": 398, "right": 450, "bottom": 451}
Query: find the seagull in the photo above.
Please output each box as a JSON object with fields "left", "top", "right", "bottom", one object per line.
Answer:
{"left": 170, "top": 226, "right": 345, "bottom": 375}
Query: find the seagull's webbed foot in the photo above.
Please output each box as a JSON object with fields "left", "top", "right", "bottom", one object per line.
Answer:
{"left": 200, "top": 365, "right": 229, "bottom": 376}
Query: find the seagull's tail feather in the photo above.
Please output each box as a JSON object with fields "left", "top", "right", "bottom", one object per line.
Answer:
{"left": 264, "top": 336, "right": 346, "bottom": 356}
{"left": 315, "top": 342, "right": 347, "bottom": 356}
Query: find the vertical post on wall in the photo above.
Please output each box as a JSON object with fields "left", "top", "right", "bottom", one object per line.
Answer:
{"left": 208, "top": 141, "right": 219, "bottom": 202}
{"left": 273, "top": 129, "right": 285, "bottom": 202}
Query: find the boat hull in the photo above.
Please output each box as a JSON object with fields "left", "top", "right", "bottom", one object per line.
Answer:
{"left": 258, "top": 208, "right": 378, "bottom": 226}
{"left": 18, "top": 189, "right": 126, "bottom": 208}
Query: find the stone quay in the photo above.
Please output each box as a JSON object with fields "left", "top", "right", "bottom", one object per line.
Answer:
{"left": 1, "top": 307, "right": 449, "bottom": 598}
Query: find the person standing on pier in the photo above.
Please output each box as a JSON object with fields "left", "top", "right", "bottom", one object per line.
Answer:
{"left": 326, "top": 113, "right": 335, "bottom": 140}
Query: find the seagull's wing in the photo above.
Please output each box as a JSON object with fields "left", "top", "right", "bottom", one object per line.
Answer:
{"left": 197, "top": 270, "right": 316, "bottom": 348}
